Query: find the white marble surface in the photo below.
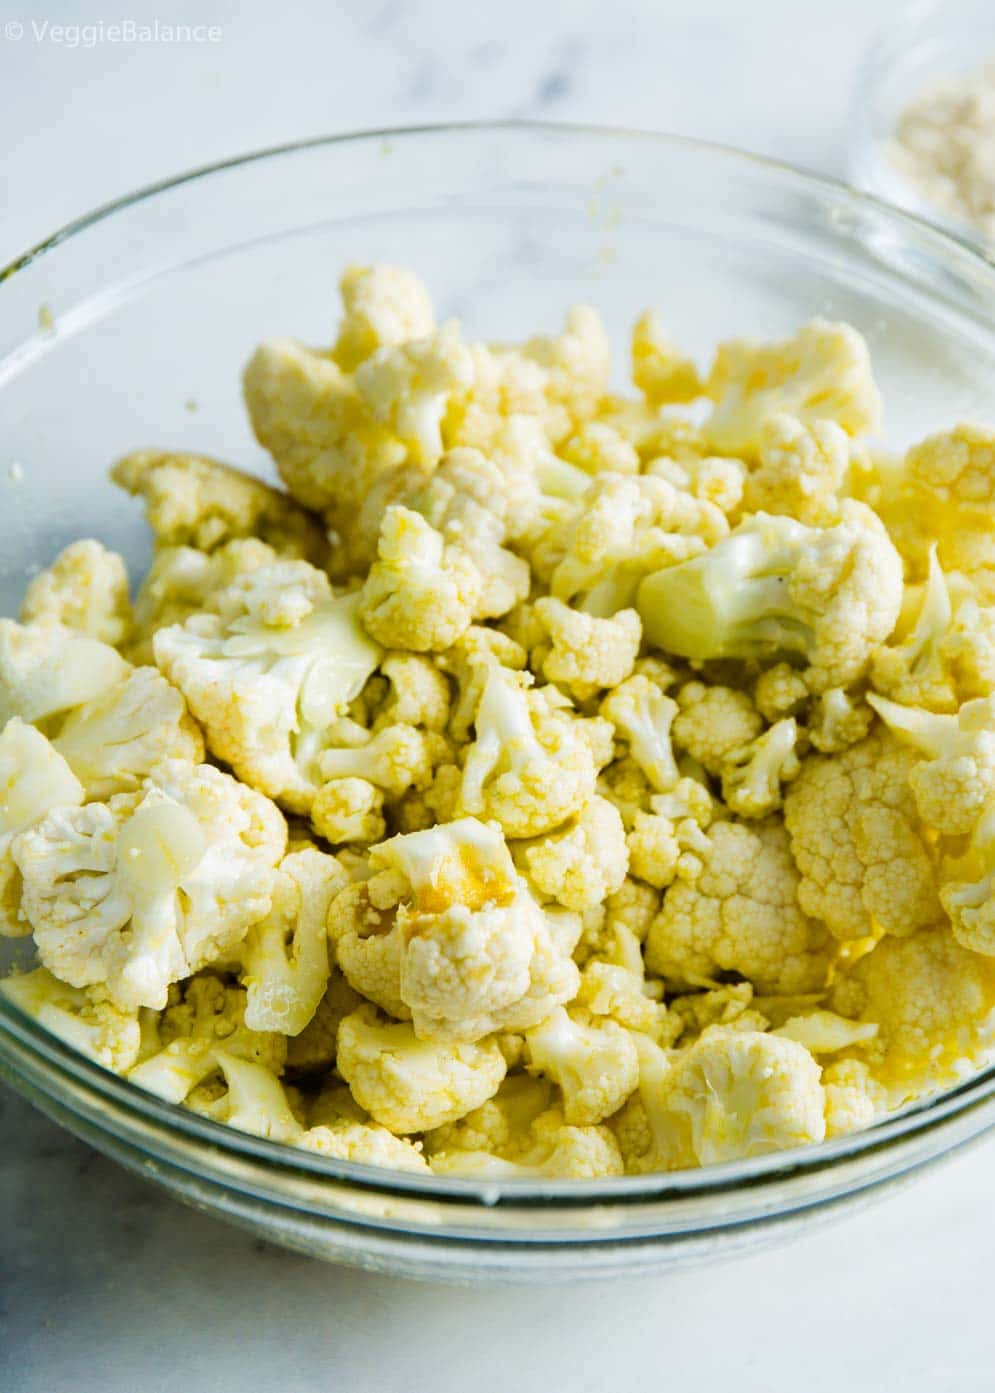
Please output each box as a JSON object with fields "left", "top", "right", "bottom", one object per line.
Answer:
{"left": 2, "top": 1, "right": 988, "bottom": 1389}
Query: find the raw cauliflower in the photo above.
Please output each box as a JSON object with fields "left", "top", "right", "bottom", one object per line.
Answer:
{"left": 22, "top": 539, "right": 132, "bottom": 646}
{"left": 14, "top": 760, "right": 286, "bottom": 1010}
{"left": 154, "top": 561, "right": 382, "bottom": 812}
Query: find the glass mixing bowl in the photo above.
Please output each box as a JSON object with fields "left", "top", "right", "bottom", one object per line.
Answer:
{"left": 2, "top": 124, "right": 995, "bottom": 1285}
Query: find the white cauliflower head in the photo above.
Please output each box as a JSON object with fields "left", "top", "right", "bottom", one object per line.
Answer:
{"left": 21, "top": 539, "right": 132, "bottom": 646}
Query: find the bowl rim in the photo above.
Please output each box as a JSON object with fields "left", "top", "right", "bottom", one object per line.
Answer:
{"left": 4, "top": 119, "right": 995, "bottom": 1209}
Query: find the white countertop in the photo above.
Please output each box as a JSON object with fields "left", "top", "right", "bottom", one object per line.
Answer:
{"left": 2, "top": 2, "right": 986, "bottom": 1388}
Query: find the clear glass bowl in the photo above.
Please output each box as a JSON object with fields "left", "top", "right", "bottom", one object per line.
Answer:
{"left": 2, "top": 123, "right": 995, "bottom": 1284}
{"left": 850, "top": 0, "right": 995, "bottom": 255}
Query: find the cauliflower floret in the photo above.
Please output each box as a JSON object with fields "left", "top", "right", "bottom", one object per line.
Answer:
{"left": 822, "top": 1058, "right": 889, "bottom": 1137}
{"left": 720, "top": 717, "right": 801, "bottom": 818}
{"left": 525, "top": 1005, "right": 639, "bottom": 1125}
{"left": 0, "top": 719, "right": 83, "bottom": 937}
{"left": 428, "top": 1103, "right": 624, "bottom": 1179}
{"left": 243, "top": 336, "right": 409, "bottom": 571}
{"left": 52, "top": 666, "right": 204, "bottom": 799}
{"left": 642, "top": 1027, "right": 826, "bottom": 1168}
{"left": 154, "top": 562, "right": 382, "bottom": 812}
{"left": 14, "top": 760, "right": 286, "bottom": 1010}
{"left": 754, "top": 663, "right": 810, "bottom": 723}
{"left": 940, "top": 807, "right": 995, "bottom": 955}
{"left": 868, "top": 692, "right": 995, "bottom": 835}
{"left": 371, "top": 653, "right": 450, "bottom": 733}
{"left": 457, "top": 664, "right": 603, "bottom": 838}
{"left": 365, "top": 819, "right": 581, "bottom": 1042}
{"left": 0, "top": 619, "right": 129, "bottom": 728}
{"left": 784, "top": 731, "right": 942, "bottom": 941}
{"left": 126, "top": 539, "right": 279, "bottom": 664}
{"left": 332, "top": 262, "right": 436, "bottom": 372}
{"left": 772, "top": 1009, "right": 879, "bottom": 1054}
{"left": 601, "top": 674, "right": 680, "bottom": 792}
{"left": 299, "top": 1119, "right": 429, "bottom": 1172}
{"left": 626, "top": 778, "right": 714, "bottom": 889}
{"left": 575, "top": 954, "right": 675, "bottom": 1042}
{"left": 887, "top": 424, "right": 995, "bottom": 592}
{"left": 637, "top": 503, "right": 903, "bottom": 693}
{"left": 111, "top": 449, "right": 327, "bottom": 564}
{"left": 703, "top": 319, "right": 881, "bottom": 457}
{"left": 550, "top": 473, "right": 727, "bottom": 617}
{"left": 630, "top": 310, "right": 702, "bottom": 407}
{"left": 871, "top": 548, "right": 959, "bottom": 712}
{"left": 806, "top": 687, "right": 874, "bottom": 753}
{"left": 533, "top": 597, "right": 641, "bottom": 701}
{"left": 562, "top": 421, "right": 640, "bottom": 476}
{"left": 0, "top": 967, "right": 141, "bottom": 1072}
{"left": 359, "top": 506, "right": 522, "bottom": 653}
{"left": 336, "top": 1003, "right": 506, "bottom": 1133}
{"left": 241, "top": 845, "right": 343, "bottom": 1035}
{"left": 22, "top": 539, "right": 132, "bottom": 646}
{"left": 516, "top": 796, "right": 629, "bottom": 911}
{"left": 646, "top": 819, "right": 835, "bottom": 994}
{"left": 672, "top": 681, "right": 763, "bottom": 774}
{"left": 742, "top": 414, "right": 850, "bottom": 525}
{"left": 201, "top": 1052, "right": 302, "bottom": 1141}
{"left": 667, "top": 981, "right": 760, "bottom": 1042}
{"left": 310, "top": 778, "right": 386, "bottom": 845}
{"left": 316, "top": 724, "right": 437, "bottom": 800}
{"left": 128, "top": 974, "right": 286, "bottom": 1103}
{"left": 331, "top": 880, "right": 411, "bottom": 1020}
{"left": 354, "top": 322, "right": 474, "bottom": 468}
{"left": 439, "top": 625, "right": 527, "bottom": 743}
{"left": 831, "top": 925, "right": 995, "bottom": 1100}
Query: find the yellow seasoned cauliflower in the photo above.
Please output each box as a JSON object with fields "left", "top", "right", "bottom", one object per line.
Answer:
{"left": 429, "top": 1107, "right": 624, "bottom": 1179}
{"left": 831, "top": 925, "right": 995, "bottom": 1102}
{"left": 240, "top": 844, "right": 343, "bottom": 1035}
{"left": 336, "top": 1003, "right": 507, "bottom": 1133}
{"left": 128, "top": 973, "right": 286, "bottom": 1104}
{"left": 645, "top": 819, "right": 835, "bottom": 994}
{"left": 742, "top": 414, "right": 850, "bottom": 525}
{"left": 354, "top": 322, "right": 474, "bottom": 468}
{"left": 0, "top": 719, "right": 83, "bottom": 937}
{"left": 719, "top": 717, "right": 801, "bottom": 818}
{"left": 638, "top": 503, "right": 903, "bottom": 693}
{"left": 601, "top": 674, "right": 680, "bottom": 793}
{"left": 0, "top": 967, "right": 141, "bottom": 1072}
{"left": 154, "top": 561, "right": 382, "bottom": 812}
{"left": 457, "top": 663, "right": 605, "bottom": 838}
{"left": 639, "top": 1027, "right": 826, "bottom": 1168}
{"left": 516, "top": 796, "right": 629, "bottom": 911}
{"left": 630, "top": 310, "right": 702, "bottom": 407}
{"left": 625, "top": 777, "right": 714, "bottom": 889}
{"left": 355, "top": 819, "right": 582, "bottom": 1042}
{"left": 111, "top": 448, "right": 327, "bottom": 564}
{"left": 22, "top": 539, "right": 132, "bottom": 646}
{"left": 940, "top": 807, "right": 995, "bottom": 955}
{"left": 672, "top": 681, "right": 763, "bottom": 774}
{"left": 299, "top": 1119, "right": 429, "bottom": 1172}
{"left": 870, "top": 548, "right": 960, "bottom": 712}
{"left": 533, "top": 597, "right": 641, "bottom": 701}
{"left": 784, "top": 730, "right": 942, "bottom": 941}
{"left": 0, "top": 619, "right": 129, "bottom": 728}
{"left": 332, "top": 263, "right": 436, "bottom": 372}
{"left": 14, "top": 760, "right": 286, "bottom": 1010}
{"left": 524, "top": 1005, "right": 639, "bottom": 1125}
{"left": 703, "top": 319, "right": 881, "bottom": 456}
{"left": 310, "top": 777, "right": 386, "bottom": 845}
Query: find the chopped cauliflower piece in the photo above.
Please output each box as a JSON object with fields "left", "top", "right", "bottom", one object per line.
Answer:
{"left": 241, "top": 845, "right": 342, "bottom": 1034}
{"left": 0, "top": 619, "right": 129, "bottom": 727}
{"left": 871, "top": 548, "right": 959, "bottom": 712}
{"left": 15, "top": 760, "right": 286, "bottom": 1010}
{"left": 638, "top": 503, "right": 903, "bottom": 692}
{"left": 53, "top": 665, "right": 204, "bottom": 799}
{"left": 111, "top": 449, "right": 327, "bottom": 563}
{"left": 310, "top": 777, "right": 386, "bottom": 845}
{"left": 831, "top": 925, "right": 995, "bottom": 1101}
{"left": 645, "top": 819, "right": 835, "bottom": 993}
{"left": 300, "top": 1119, "right": 429, "bottom": 1172}
{"left": 332, "top": 263, "right": 435, "bottom": 372}
{"left": 22, "top": 539, "right": 132, "bottom": 646}
{"left": 363, "top": 818, "right": 581, "bottom": 1041}
{"left": 720, "top": 717, "right": 800, "bottom": 818}
{"left": 457, "top": 664, "right": 603, "bottom": 838}
{"left": 355, "top": 322, "right": 473, "bottom": 468}
{"left": 525, "top": 1005, "right": 639, "bottom": 1125}
{"left": 128, "top": 974, "right": 285, "bottom": 1103}
{"left": 1, "top": 967, "right": 141, "bottom": 1072}
{"left": 940, "top": 807, "right": 995, "bottom": 955}
{"left": 703, "top": 319, "right": 881, "bottom": 457}
{"left": 630, "top": 310, "right": 702, "bottom": 407}
{"left": 625, "top": 777, "right": 714, "bottom": 889}
{"left": 641, "top": 1027, "right": 826, "bottom": 1168}
{"left": 672, "top": 682, "right": 763, "bottom": 774}
{"left": 154, "top": 562, "right": 382, "bottom": 812}
{"left": 517, "top": 796, "right": 629, "bottom": 911}
{"left": 0, "top": 719, "right": 83, "bottom": 937}
{"left": 534, "top": 597, "right": 640, "bottom": 700}
{"left": 742, "top": 414, "right": 850, "bottom": 525}
{"left": 336, "top": 1003, "right": 507, "bottom": 1133}
{"left": 602, "top": 674, "right": 680, "bottom": 793}
{"left": 784, "top": 731, "right": 942, "bottom": 941}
